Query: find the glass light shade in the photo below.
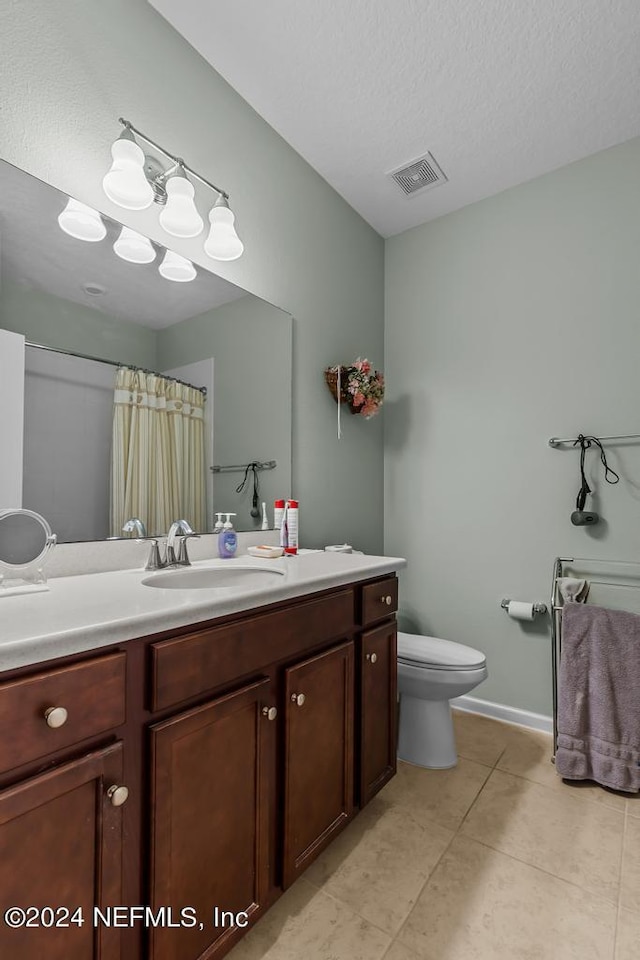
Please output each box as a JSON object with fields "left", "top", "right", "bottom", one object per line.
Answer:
{"left": 102, "top": 138, "right": 154, "bottom": 210}
{"left": 158, "top": 176, "right": 204, "bottom": 238}
{"left": 158, "top": 249, "right": 196, "bottom": 283}
{"left": 57, "top": 198, "right": 106, "bottom": 242}
{"left": 204, "top": 203, "right": 244, "bottom": 261}
{"left": 113, "top": 226, "right": 156, "bottom": 264}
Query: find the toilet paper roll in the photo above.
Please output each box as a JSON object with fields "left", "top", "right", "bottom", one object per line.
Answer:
{"left": 506, "top": 600, "right": 535, "bottom": 621}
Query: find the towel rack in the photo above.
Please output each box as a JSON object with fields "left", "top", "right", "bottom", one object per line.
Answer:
{"left": 210, "top": 460, "right": 276, "bottom": 474}
{"left": 550, "top": 555, "right": 640, "bottom": 760}
{"left": 548, "top": 433, "right": 640, "bottom": 447}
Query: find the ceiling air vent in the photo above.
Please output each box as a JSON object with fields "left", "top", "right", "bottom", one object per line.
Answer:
{"left": 389, "top": 153, "right": 447, "bottom": 197}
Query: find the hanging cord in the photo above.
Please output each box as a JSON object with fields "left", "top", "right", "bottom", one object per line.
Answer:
{"left": 235, "top": 463, "right": 253, "bottom": 495}
{"left": 235, "top": 462, "right": 261, "bottom": 517}
{"left": 573, "top": 434, "right": 620, "bottom": 509}
{"left": 250, "top": 463, "right": 260, "bottom": 517}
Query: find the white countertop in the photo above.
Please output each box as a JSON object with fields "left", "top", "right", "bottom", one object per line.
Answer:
{"left": 0, "top": 552, "right": 406, "bottom": 672}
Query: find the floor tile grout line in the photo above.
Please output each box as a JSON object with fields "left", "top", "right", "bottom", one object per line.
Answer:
{"left": 382, "top": 936, "right": 419, "bottom": 960}
{"left": 295, "top": 879, "right": 395, "bottom": 941}
{"left": 488, "top": 764, "right": 629, "bottom": 816}
{"left": 616, "top": 805, "right": 628, "bottom": 930}
{"left": 455, "top": 716, "right": 636, "bottom": 814}
{"left": 391, "top": 826, "right": 461, "bottom": 950}
{"left": 613, "top": 901, "right": 622, "bottom": 960}
{"left": 492, "top": 744, "right": 508, "bottom": 768}
{"left": 307, "top": 811, "right": 461, "bottom": 944}
{"left": 456, "top": 764, "right": 496, "bottom": 832}
{"left": 460, "top": 833, "right": 622, "bottom": 908}
{"left": 456, "top": 746, "right": 507, "bottom": 769}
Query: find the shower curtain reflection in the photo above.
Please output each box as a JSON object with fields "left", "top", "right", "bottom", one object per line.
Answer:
{"left": 110, "top": 367, "right": 206, "bottom": 537}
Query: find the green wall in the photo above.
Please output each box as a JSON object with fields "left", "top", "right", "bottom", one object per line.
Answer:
{"left": 385, "top": 136, "right": 640, "bottom": 716}
{"left": 0, "top": 0, "right": 385, "bottom": 554}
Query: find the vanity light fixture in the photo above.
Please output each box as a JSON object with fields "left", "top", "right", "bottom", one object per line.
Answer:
{"left": 158, "top": 249, "right": 197, "bottom": 283}
{"left": 204, "top": 196, "right": 244, "bottom": 261}
{"left": 103, "top": 119, "right": 243, "bottom": 259}
{"left": 113, "top": 226, "right": 157, "bottom": 264}
{"left": 159, "top": 166, "right": 204, "bottom": 238}
{"left": 102, "top": 126, "right": 155, "bottom": 210}
{"left": 57, "top": 198, "right": 107, "bottom": 242}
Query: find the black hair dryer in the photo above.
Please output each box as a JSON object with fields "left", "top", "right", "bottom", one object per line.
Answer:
{"left": 571, "top": 505, "right": 599, "bottom": 526}
{"left": 570, "top": 434, "right": 619, "bottom": 526}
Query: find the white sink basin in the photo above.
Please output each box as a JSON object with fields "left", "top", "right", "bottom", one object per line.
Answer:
{"left": 141, "top": 562, "right": 286, "bottom": 591}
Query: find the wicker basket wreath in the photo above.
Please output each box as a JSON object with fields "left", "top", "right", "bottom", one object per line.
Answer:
{"left": 324, "top": 360, "right": 384, "bottom": 418}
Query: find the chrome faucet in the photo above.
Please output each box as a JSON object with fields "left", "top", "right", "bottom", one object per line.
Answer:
{"left": 144, "top": 519, "right": 199, "bottom": 571}
{"left": 166, "top": 519, "right": 198, "bottom": 566}
{"left": 122, "top": 517, "right": 147, "bottom": 537}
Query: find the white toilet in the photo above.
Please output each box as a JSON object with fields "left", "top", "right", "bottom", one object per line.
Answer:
{"left": 397, "top": 632, "right": 488, "bottom": 769}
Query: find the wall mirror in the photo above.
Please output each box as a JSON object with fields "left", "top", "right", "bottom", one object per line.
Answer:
{"left": 0, "top": 159, "right": 292, "bottom": 542}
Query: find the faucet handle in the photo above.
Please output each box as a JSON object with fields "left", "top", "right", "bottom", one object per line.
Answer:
{"left": 145, "top": 539, "right": 166, "bottom": 571}
{"left": 177, "top": 534, "right": 200, "bottom": 566}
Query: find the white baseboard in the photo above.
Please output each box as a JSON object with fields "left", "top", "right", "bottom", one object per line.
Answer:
{"left": 451, "top": 694, "right": 552, "bottom": 734}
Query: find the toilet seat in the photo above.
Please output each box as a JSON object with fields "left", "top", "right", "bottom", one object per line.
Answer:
{"left": 397, "top": 632, "right": 486, "bottom": 671}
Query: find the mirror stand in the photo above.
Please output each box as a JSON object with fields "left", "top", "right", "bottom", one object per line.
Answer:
{"left": 0, "top": 509, "right": 57, "bottom": 596}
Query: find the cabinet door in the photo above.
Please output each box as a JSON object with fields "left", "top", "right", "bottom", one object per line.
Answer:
{"left": 283, "top": 641, "right": 354, "bottom": 888}
{"left": 149, "top": 677, "right": 273, "bottom": 960}
{"left": 360, "top": 623, "right": 397, "bottom": 806}
{"left": 0, "top": 741, "right": 125, "bottom": 960}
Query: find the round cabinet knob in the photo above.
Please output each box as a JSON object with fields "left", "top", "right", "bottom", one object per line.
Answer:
{"left": 366, "top": 652, "right": 378, "bottom": 664}
{"left": 107, "top": 784, "right": 129, "bottom": 807}
{"left": 262, "top": 706, "right": 278, "bottom": 721}
{"left": 380, "top": 595, "right": 392, "bottom": 606}
{"left": 44, "top": 706, "right": 68, "bottom": 729}
{"left": 291, "top": 693, "right": 306, "bottom": 707}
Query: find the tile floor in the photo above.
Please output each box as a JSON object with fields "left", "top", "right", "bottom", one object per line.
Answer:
{"left": 228, "top": 710, "right": 640, "bottom": 960}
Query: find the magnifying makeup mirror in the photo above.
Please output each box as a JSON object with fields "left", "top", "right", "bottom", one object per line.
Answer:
{"left": 0, "top": 508, "right": 56, "bottom": 594}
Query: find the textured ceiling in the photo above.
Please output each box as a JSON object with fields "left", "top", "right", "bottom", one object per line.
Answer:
{"left": 0, "top": 160, "right": 246, "bottom": 329}
{"left": 149, "top": 0, "right": 640, "bottom": 237}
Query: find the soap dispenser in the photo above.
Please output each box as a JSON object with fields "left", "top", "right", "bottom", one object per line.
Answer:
{"left": 213, "top": 513, "right": 224, "bottom": 534}
{"left": 218, "top": 513, "right": 238, "bottom": 559}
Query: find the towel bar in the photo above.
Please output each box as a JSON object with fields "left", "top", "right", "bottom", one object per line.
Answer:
{"left": 550, "top": 555, "right": 640, "bottom": 762}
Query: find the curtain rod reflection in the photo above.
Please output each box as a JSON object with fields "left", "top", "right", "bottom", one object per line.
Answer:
{"left": 25, "top": 340, "right": 207, "bottom": 395}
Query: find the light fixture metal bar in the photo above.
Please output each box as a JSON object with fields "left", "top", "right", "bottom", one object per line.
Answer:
{"left": 119, "top": 118, "right": 229, "bottom": 200}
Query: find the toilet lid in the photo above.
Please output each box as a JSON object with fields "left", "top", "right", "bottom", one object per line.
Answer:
{"left": 397, "top": 632, "right": 486, "bottom": 670}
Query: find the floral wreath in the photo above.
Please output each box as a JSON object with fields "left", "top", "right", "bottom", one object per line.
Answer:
{"left": 324, "top": 358, "right": 385, "bottom": 423}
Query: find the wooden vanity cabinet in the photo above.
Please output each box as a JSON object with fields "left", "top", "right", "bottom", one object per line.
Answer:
{"left": 0, "top": 741, "right": 126, "bottom": 960}
{"left": 146, "top": 589, "right": 360, "bottom": 960}
{"left": 0, "top": 572, "right": 398, "bottom": 960}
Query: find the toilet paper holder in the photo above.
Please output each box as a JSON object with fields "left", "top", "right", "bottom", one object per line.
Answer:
{"left": 501, "top": 598, "right": 547, "bottom": 617}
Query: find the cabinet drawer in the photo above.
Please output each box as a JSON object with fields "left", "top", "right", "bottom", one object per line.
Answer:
{"left": 360, "top": 576, "right": 398, "bottom": 626}
{"left": 151, "top": 589, "right": 354, "bottom": 712}
{"left": 0, "top": 652, "right": 126, "bottom": 774}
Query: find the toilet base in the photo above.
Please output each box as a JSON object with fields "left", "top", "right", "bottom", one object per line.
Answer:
{"left": 397, "top": 695, "right": 457, "bottom": 769}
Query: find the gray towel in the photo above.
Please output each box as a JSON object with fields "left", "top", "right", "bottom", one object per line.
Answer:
{"left": 557, "top": 577, "right": 590, "bottom": 604}
{"left": 555, "top": 603, "right": 640, "bottom": 793}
